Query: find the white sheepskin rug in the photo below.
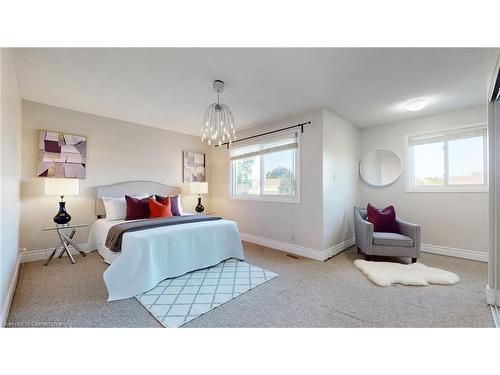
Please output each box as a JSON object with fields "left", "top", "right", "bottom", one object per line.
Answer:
{"left": 353, "top": 259, "right": 460, "bottom": 287}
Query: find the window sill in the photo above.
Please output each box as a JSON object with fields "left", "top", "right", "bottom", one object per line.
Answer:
{"left": 229, "top": 195, "right": 300, "bottom": 204}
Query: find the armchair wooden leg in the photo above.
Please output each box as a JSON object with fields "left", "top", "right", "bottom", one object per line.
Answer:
{"left": 411, "top": 258, "right": 417, "bottom": 263}
{"left": 357, "top": 247, "right": 361, "bottom": 254}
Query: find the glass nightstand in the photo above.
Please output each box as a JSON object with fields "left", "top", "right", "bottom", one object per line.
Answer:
{"left": 42, "top": 223, "right": 88, "bottom": 266}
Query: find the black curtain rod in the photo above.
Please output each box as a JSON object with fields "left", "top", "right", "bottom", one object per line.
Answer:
{"left": 215, "top": 121, "right": 311, "bottom": 149}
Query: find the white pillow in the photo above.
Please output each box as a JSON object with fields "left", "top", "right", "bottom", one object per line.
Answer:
{"left": 102, "top": 197, "right": 127, "bottom": 221}
{"left": 176, "top": 194, "right": 184, "bottom": 215}
{"left": 102, "top": 193, "right": 149, "bottom": 220}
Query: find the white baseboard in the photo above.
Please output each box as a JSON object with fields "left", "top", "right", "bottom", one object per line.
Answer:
{"left": 324, "top": 238, "right": 356, "bottom": 260}
{"left": 240, "top": 232, "right": 354, "bottom": 261}
{"left": 240, "top": 233, "right": 485, "bottom": 263}
{"left": 240, "top": 233, "right": 324, "bottom": 260}
{"left": 21, "top": 244, "right": 89, "bottom": 263}
{"left": 491, "top": 305, "right": 500, "bottom": 328}
{"left": 486, "top": 285, "right": 500, "bottom": 306}
{"left": 421, "top": 243, "right": 488, "bottom": 262}
{"left": 1, "top": 255, "right": 21, "bottom": 327}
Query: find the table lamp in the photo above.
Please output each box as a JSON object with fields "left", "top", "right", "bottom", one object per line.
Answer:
{"left": 182, "top": 182, "right": 209, "bottom": 214}
{"left": 44, "top": 178, "right": 79, "bottom": 224}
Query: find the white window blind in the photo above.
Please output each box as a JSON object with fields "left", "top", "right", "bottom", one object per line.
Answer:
{"left": 408, "top": 126, "right": 486, "bottom": 146}
{"left": 230, "top": 132, "right": 299, "bottom": 161}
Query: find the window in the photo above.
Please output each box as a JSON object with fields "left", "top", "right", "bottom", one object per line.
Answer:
{"left": 407, "top": 125, "right": 487, "bottom": 192}
{"left": 230, "top": 131, "right": 299, "bottom": 202}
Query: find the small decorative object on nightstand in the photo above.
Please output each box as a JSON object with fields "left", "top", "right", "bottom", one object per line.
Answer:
{"left": 44, "top": 178, "right": 79, "bottom": 224}
{"left": 182, "top": 182, "right": 209, "bottom": 214}
{"left": 42, "top": 223, "right": 88, "bottom": 266}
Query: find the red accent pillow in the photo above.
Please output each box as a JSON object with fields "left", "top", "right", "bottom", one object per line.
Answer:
{"left": 148, "top": 196, "right": 173, "bottom": 218}
{"left": 156, "top": 194, "right": 182, "bottom": 216}
{"left": 366, "top": 203, "right": 399, "bottom": 233}
{"left": 125, "top": 195, "right": 150, "bottom": 220}
{"left": 155, "top": 195, "right": 169, "bottom": 206}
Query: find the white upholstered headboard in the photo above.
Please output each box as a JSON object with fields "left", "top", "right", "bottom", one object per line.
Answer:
{"left": 95, "top": 180, "right": 181, "bottom": 218}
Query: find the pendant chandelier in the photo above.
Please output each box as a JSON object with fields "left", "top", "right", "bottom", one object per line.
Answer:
{"left": 201, "top": 80, "right": 236, "bottom": 146}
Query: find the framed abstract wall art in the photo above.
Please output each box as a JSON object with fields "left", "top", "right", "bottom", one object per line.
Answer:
{"left": 38, "top": 130, "right": 87, "bottom": 178}
{"left": 183, "top": 151, "right": 205, "bottom": 182}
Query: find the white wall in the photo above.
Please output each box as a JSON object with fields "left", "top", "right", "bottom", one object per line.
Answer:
{"left": 20, "top": 101, "right": 209, "bottom": 251}
{"left": 210, "top": 107, "right": 359, "bottom": 259}
{"left": 1, "top": 49, "right": 22, "bottom": 323}
{"left": 358, "top": 105, "right": 488, "bottom": 255}
{"left": 210, "top": 109, "right": 325, "bottom": 253}
{"left": 322, "top": 108, "right": 360, "bottom": 250}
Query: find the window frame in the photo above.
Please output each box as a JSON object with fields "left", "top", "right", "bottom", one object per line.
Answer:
{"left": 405, "top": 123, "right": 488, "bottom": 193}
{"left": 229, "top": 131, "right": 301, "bottom": 203}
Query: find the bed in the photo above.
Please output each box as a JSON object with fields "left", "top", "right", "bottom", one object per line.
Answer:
{"left": 87, "top": 180, "right": 244, "bottom": 301}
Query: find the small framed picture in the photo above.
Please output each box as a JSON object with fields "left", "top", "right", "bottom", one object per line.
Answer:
{"left": 183, "top": 151, "right": 205, "bottom": 182}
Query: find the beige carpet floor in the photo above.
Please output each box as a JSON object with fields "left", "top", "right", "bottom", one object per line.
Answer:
{"left": 6, "top": 243, "right": 494, "bottom": 327}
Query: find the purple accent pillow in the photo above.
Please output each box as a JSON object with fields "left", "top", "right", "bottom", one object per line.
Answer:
{"left": 125, "top": 195, "right": 150, "bottom": 220}
{"left": 366, "top": 203, "right": 400, "bottom": 233}
{"left": 155, "top": 195, "right": 181, "bottom": 216}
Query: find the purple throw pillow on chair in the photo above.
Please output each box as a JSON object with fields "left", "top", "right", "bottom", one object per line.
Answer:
{"left": 366, "top": 203, "right": 400, "bottom": 233}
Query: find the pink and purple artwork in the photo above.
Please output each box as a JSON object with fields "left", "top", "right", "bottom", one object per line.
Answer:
{"left": 38, "top": 130, "right": 86, "bottom": 178}
{"left": 183, "top": 151, "right": 205, "bottom": 182}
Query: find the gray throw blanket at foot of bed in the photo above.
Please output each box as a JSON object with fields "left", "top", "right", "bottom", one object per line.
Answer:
{"left": 105, "top": 215, "right": 222, "bottom": 252}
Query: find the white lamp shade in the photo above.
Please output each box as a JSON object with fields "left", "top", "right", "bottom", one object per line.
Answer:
{"left": 182, "top": 182, "right": 208, "bottom": 195}
{"left": 44, "top": 178, "right": 79, "bottom": 197}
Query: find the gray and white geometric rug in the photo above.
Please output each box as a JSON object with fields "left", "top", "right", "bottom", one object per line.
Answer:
{"left": 136, "top": 259, "right": 278, "bottom": 327}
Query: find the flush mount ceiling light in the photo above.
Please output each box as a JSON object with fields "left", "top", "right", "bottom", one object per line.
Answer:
{"left": 405, "top": 98, "right": 430, "bottom": 112}
{"left": 201, "top": 80, "right": 236, "bottom": 146}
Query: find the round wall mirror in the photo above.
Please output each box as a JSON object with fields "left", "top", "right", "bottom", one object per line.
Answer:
{"left": 359, "top": 149, "right": 402, "bottom": 187}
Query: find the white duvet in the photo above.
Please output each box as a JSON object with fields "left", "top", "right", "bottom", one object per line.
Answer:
{"left": 87, "top": 217, "right": 245, "bottom": 301}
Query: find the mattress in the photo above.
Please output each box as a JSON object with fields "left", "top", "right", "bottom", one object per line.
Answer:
{"left": 87, "top": 218, "right": 129, "bottom": 264}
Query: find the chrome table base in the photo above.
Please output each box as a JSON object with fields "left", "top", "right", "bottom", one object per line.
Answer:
{"left": 44, "top": 228, "right": 86, "bottom": 266}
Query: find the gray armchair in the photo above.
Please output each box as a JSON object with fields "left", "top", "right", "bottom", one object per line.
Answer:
{"left": 353, "top": 207, "right": 421, "bottom": 263}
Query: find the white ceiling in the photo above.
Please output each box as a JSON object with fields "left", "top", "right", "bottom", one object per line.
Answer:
{"left": 13, "top": 48, "right": 488, "bottom": 135}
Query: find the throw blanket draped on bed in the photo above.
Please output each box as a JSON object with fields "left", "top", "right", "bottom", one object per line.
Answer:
{"left": 105, "top": 215, "right": 222, "bottom": 252}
